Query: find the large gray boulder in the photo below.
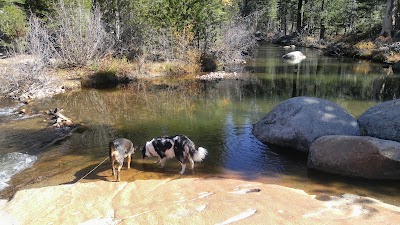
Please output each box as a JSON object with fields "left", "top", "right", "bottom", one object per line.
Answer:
{"left": 308, "top": 135, "right": 400, "bottom": 180}
{"left": 358, "top": 99, "right": 400, "bottom": 142}
{"left": 252, "top": 97, "right": 360, "bottom": 152}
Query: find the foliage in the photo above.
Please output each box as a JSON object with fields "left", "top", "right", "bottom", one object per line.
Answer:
{"left": 22, "top": 0, "right": 52, "bottom": 18}
{"left": 129, "top": 0, "right": 226, "bottom": 57}
{"left": 0, "top": 3, "right": 27, "bottom": 40}
{"left": 93, "top": 0, "right": 243, "bottom": 72}
{"left": 5, "top": 0, "right": 397, "bottom": 73}
{"left": 239, "top": 0, "right": 391, "bottom": 41}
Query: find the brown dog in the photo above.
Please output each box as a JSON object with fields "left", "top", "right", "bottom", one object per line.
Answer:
{"left": 109, "top": 138, "right": 135, "bottom": 182}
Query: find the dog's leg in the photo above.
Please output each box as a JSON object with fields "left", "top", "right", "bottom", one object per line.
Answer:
{"left": 117, "top": 164, "right": 122, "bottom": 182}
{"left": 111, "top": 158, "right": 116, "bottom": 177}
{"left": 188, "top": 156, "right": 195, "bottom": 170}
{"left": 179, "top": 162, "right": 186, "bottom": 174}
{"left": 127, "top": 153, "right": 132, "bottom": 169}
{"left": 110, "top": 145, "right": 116, "bottom": 177}
{"left": 159, "top": 157, "right": 168, "bottom": 168}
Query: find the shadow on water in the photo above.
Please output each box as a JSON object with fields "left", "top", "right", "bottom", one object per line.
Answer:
{"left": 1, "top": 44, "right": 400, "bottom": 205}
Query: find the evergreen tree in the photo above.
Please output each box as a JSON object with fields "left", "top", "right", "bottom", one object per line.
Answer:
{"left": 0, "top": 0, "right": 28, "bottom": 41}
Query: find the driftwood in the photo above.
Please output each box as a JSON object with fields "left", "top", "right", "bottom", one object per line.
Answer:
{"left": 47, "top": 108, "right": 76, "bottom": 128}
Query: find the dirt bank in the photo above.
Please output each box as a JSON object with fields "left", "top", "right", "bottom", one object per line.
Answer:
{"left": 1, "top": 178, "right": 399, "bottom": 225}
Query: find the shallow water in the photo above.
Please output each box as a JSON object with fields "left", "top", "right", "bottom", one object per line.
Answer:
{"left": 1, "top": 44, "right": 400, "bottom": 206}
{"left": 0, "top": 152, "right": 36, "bottom": 190}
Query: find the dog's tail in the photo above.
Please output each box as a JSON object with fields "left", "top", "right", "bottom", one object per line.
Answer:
{"left": 192, "top": 147, "right": 208, "bottom": 162}
{"left": 109, "top": 141, "right": 115, "bottom": 159}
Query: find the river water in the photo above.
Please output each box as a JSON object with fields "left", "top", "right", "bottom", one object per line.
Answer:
{"left": 0, "top": 44, "right": 399, "bottom": 205}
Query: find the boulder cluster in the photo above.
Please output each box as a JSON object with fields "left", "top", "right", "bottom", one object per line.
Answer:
{"left": 252, "top": 97, "right": 400, "bottom": 180}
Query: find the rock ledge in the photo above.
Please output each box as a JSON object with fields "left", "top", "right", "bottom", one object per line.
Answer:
{"left": 1, "top": 178, "right": 399, "bottom": 225}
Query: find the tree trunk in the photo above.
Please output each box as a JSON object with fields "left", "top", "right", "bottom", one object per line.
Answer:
{"left": 381, "top": 0, "right": 394, "bottom": 38}
{"left": 283, "top": 16, "right": 287, "bottom": 35}
{"left": 296, "top": 0, "right": 303, "bottom": 32}
{"left": 242, "top": 0, "right": 249, "bottom": 16}
{"left": 319, "top": 0, "right": 325, "bottom": 39}
{"left": 395, "top": 0, "right": 400, "bottom": 30}
{"left": 302, "top": 0, "right": 308, "bottom": 34}
{"left": 115, "top": 0, "right": 121, "bottom": 42}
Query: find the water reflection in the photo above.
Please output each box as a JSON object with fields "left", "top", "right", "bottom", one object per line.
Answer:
{"left": 373, "top": 75, "right": 400, "bottom": 100}
{"left": 222, "top": 114, "right": 278, "bottom": 174}
{"left": 245, "top": 44, "right": 399, "bottom": 101}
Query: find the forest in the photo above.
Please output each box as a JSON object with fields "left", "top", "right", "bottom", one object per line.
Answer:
{"left": 1, "top": 0, "right": 400, "bottom": 72}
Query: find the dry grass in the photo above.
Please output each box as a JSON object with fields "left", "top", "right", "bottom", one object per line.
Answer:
{"left": 93, "top": 57, "right": 136, "bottom": 77}
{"left": 386, "top": 53, "right": 400, "bottom": 63}
{"left": 355, "top": 41, "right": 376, "bottom": 51}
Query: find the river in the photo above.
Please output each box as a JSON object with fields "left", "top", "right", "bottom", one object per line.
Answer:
{"left": 0, "top": 44, "right": 399, "bottom": 206}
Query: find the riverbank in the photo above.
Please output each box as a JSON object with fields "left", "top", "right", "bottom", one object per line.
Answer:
{"left": 1, "top": 178, "right": 399, "bottom": 224}
{"left": 1, "top": 36, "right": 398, "bottom": 102}
{"left": 270, "top": 33, "right": 400, "bottom": 65}
{"left": 0, "top": 54, "right": 193, "bottom": 102}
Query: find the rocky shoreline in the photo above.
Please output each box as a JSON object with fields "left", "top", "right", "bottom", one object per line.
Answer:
{"left": 271, "top": 34, "right": 400, "bottom": 66}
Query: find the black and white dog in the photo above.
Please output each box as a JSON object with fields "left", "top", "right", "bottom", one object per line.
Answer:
{"left": 141, "top": 135, "right": 208, "bottom": 174}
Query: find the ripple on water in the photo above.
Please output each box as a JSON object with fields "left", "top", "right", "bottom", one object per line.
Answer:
{"left": 0, "top": 103, "right": 31, "bottom": 123}
{"left": 0, "top": 152, "right": 37, "bottom": 191}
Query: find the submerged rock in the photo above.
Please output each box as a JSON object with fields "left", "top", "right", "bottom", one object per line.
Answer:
{"left": 308, "top": 135, "right": 400, "bottom": 180}
{"left": 252, "top": 97, "right": 359, "bottom": 153}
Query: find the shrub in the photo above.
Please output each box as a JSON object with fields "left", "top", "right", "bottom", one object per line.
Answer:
{"left": 211, "top": 11, "right": 259, "bottom": 68}
{"left": 26, "top": 0, "right": 113, "bottom": 67}
{"left": 52, "top": 1, "right": 112, "bottom": 67}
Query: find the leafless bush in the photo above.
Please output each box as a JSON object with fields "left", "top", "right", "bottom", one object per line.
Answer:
{"left": 53, "top": 1, "right": 112, "bottom": 67}
{"left": 5, "top": 37, "right": 29, "bottom": 56}
{"left": 211, "top": 11, "right": 261, "bottom": 66}
{"left": 0, "top": 60, "right": 62, "bottom": 99}
{"left": 26, "top": 0, "right": 113, "bottom": 67}
{"left": 27, "top": 15, "right": 58, "bottom": 65}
